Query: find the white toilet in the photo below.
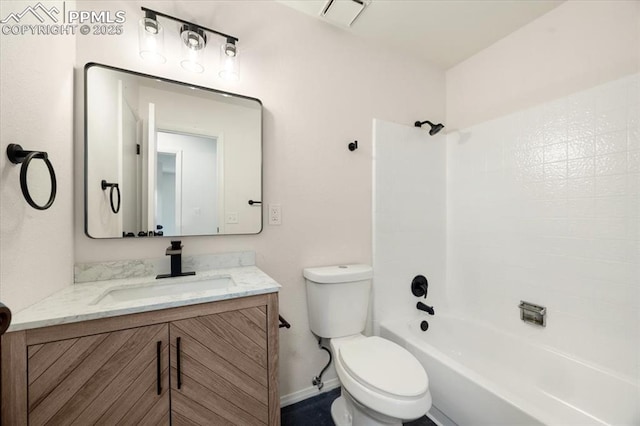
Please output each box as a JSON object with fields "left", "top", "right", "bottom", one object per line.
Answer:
{"left": 303, "top": 264, "right": 432, "bottom": 426}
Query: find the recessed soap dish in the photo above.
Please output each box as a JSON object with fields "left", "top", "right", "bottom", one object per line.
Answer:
{"left": 518, "top": 301, "right": 546, "bottom": 327}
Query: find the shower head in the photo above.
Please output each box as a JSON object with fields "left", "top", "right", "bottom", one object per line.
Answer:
{"left": 414, "top": 120, "right": 444, "bottom": 136}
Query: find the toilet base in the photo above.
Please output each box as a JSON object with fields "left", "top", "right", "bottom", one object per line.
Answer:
{"left": 331, "top": 395, "right": 352, "bottom": 426}
{"left": 331, "top": 390, "right": 402, "bottom": 426}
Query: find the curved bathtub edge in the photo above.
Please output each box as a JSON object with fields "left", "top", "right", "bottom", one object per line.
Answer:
{"left": 380, "top": 317, "right": 568, "bottom": 426}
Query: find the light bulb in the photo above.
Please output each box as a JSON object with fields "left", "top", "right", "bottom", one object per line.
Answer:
{"left": 219, "top": 42, "right": 240, "bottom": 81}
{"left": 138, "top": 17, "right": 165, "bottom": 64}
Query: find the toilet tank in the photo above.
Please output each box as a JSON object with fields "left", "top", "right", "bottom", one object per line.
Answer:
{"left": 303, "top": 264, "right": 373, "bottom": 338}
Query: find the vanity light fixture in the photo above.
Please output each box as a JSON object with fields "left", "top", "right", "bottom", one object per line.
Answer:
{"left": 139, "top": 7, "right": 240, "bottom": 80}
{"left": 138, "top": 10, "right": 166, "bottom": 64}
{"left": 224, "top": 38, "right": 237, "bottom": 57}
{"left": 180, "top": 24, "right": 207, "bottom": 73}
{"left": 219, "top": 37, "right": 240, "bottom": 81}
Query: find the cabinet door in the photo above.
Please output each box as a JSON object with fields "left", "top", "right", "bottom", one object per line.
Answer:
{"left": 170, "top": 306, "right": 269, "bottom": 425}
{"left": 27, "top": 323, "right": 170, "bottom": 426}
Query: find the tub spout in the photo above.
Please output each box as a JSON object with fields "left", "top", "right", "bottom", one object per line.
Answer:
{"left": 417, "top": 301, "right": 435, "bottom": 315}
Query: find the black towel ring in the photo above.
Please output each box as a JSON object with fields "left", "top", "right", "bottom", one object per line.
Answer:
{"left": 101, "top": 180, "right": 121, "bottom": 214}
{"left": 7, "top": 144, "right": 57, "bottom": 210}
{"left": 0, "top": 302, "right": 12, "bottom": 336}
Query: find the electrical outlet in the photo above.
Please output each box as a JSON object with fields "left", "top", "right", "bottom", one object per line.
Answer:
{"left": 269, "top": 204, "right": 281, "bottom": 225}
{"left": 226, "top": 212, "right": 238, "bottom": 224}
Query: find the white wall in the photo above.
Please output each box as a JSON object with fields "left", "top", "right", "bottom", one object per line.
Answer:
{"left": 86, "top": 68, "right": 123, "bottom": 237}
{"left": 447, "top": 0, "right": 640, "bottom": 131}
{"left": 444, "top": 0, "right": 639, "bottom": 380}
{"left": 0, "top": 0, "right": 446, "bottom": 401}
{"left": 372, "top": 119, "right": 447, "bottom": 331}
{"left": 65, "top": 0, "right": 444, "bottom": 400}
{"left": 0, "top": 1, "right": 76, "bottom": 312}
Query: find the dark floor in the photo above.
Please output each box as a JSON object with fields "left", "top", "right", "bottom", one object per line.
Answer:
{"left": 281, "top": 387, "right": 437, "bottom": 426}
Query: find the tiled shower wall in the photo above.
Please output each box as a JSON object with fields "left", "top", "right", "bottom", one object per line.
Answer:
{"left": 447, "top": 74, "right": 639, "bottom": 379}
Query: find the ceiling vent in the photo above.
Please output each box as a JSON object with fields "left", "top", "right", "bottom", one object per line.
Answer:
{"left": 320, "top": 0, "right": 370, "bottom": 27}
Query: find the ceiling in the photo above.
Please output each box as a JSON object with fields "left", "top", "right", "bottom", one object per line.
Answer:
{"left": 277, "top": 0, "right": 564, "bottom": 69}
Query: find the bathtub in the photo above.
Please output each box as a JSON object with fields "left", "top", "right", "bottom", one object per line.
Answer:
{"left": 380, "top": 313, "right": 639, "bottom": 426}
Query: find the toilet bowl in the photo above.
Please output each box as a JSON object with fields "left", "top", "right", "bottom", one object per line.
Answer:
{"left": 303, "top": 264, "right": 432, "bottom": 426}
{"left": 329, "top": 334, "right": 431, "bottom": 426}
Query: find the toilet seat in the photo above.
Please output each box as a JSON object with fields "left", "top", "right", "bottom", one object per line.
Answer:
{"left": 331, "top": 335, "right": 432, "bottom": 421}
{"left": 340, "top": 336, "right": 428, "bottom": 398}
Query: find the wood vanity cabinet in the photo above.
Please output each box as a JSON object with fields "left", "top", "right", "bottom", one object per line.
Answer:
{"left": 1, "top": 293, "right": 280, "bottom": 426}
{"left": 27, "top": 323, "right": 171, "bottom": 426}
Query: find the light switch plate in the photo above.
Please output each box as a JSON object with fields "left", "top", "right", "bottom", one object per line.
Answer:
{"left": 226, "top": 212, "right": 238, "bottom": 224}
{"left": 269, "top": 204, "right": 281, "bottom": 225}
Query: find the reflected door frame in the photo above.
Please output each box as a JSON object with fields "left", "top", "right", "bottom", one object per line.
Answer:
{"left": 156, "top": 148, "right": 183, "bottom": 236}
{"left": 156, "top": 128, "right": 225, "bottom": 235}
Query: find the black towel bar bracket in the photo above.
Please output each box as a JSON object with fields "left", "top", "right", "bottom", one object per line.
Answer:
{"left": 101, "top": 180, "right": 121, "bottom": 214}
{"left": 278, "top": 315, "right": 291, "bottom": 329}
{"left": 6, "top": 144, "right": 57, "bottom": 210}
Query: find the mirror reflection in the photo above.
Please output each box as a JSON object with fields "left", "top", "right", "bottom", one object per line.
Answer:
{"left": 85, "top": 63, "right": 262, "bottom": 238}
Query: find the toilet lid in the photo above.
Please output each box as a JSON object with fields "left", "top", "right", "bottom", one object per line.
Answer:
{"left": 339, "top": 336, "right": 428, "bottom": 398}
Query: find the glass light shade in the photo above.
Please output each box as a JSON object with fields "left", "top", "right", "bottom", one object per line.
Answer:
{"left": 219, "top": 43, "right": 240, "bottom": 81}
{"left": 138, "top": 18, "right": 166, "bottom": 64}
{"left": 180, "top": 48, "right": 205, "bottom": 73}
{"left": 180, "top": 27, "right": 206, "bottom": 73}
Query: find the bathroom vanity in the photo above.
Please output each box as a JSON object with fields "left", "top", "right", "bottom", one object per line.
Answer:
{"left": 1, "top": 261, "right": 281, "bottom": 426}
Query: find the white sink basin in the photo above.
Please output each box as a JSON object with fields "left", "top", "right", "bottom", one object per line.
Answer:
{"left": 92, "top": 276, "right": 235, "bottom": 305}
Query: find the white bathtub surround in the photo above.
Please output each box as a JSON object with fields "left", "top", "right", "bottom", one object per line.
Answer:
{"left": 374, "top": 74, "right": 639, "bottom": 425}
{"left": 9, "top": 263, "right": 280, "bottom": 332}
{"left": 74, "top": 251, "right": 256, "bottom": 283}
{"left": 381, "top": 313, "right": 640, "bottom": 426}
{"left": 372, "top": 119, "right": 447, "bottom": 332}
{"left": 447, "top": 73, "right": 639, "bottom": 380}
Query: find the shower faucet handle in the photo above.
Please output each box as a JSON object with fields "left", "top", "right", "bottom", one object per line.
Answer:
{"left": 411, "top": 275, "right": 428, "bottom": 298}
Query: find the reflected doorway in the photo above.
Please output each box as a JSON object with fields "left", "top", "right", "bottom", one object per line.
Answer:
{"left": 155, "top": 131, "right": 221, "bottom": 236}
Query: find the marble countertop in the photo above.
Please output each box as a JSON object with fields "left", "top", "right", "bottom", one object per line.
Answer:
{"left": 8, "top": 265, "right": 280, "bottom": 332}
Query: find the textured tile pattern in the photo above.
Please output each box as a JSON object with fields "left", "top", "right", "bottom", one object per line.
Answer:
{"left": 447, "top": 73, "right": 639, "bottom": 379}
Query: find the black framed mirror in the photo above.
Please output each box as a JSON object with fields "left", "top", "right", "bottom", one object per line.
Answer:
{"left": 84, "top": 63, "right": 262, "bottom": 238}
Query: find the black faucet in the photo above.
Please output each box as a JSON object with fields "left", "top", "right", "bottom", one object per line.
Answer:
{"left": 417, "top": 301, "right": 435, "bottom": 316}
{"left": 156, "top": 240, "right": 196, "bottom": 279}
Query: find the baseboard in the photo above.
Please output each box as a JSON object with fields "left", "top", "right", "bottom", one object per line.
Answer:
{"left": 428, "top": 404, "right": 457, "bottom": 426}
{"left": 280, "top": 378, "right": 341, "bottom": 407}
